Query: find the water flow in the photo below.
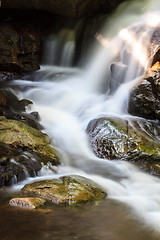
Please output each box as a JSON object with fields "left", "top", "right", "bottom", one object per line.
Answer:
{"left": 42, "top": 29, "right": 75, "bottom": 67}
{"left": 13, "top": 0, "right": 160, "bottom": 232}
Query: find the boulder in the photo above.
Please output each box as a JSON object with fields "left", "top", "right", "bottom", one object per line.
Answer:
{"left": 128, "top": 64, "right": 160, "bottom": 120}
{"left": 2, "top": 0, "right": 124, "bottom": 18}
{"left": 22, "top": 175, "right": 107, "bottom": 205}
{"left": 0, "top": 116, "right": 59, "bottom": 163}
{"left": 86, "top": 116, "right": 160, "bottom": 176}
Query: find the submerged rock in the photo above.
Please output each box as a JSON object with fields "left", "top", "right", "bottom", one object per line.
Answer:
{"left": 9, "top": 197, "right": 45, "bottom": 209}
{"left": 22, "top": 175, "right": 107, "bottom": 205}
{"left": 86, "top": 116, "right": 160, "bottom": 176}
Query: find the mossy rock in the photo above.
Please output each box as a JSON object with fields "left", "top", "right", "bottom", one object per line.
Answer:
{"left": 22, "top": 175, "right": 107, "bottom": 205}
{"left": 87, "top": 116, "right": 160, "bottom": 159}
{"left": 0, "top": 116, "right": 59, "bottom": 163}
{"left": 86, "top": 116, "right": 160, "bottom": 176}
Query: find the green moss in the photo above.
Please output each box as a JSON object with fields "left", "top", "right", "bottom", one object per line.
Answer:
{"left": 0, "top": 116, "right": 59, "bottom": 162}
{"left": 21, "top": 175, "right": 107, "bottom": 206}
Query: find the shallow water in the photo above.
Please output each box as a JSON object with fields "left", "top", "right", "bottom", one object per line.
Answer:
{"left": 0, "top": 195, "right": 159, "bottom": 240}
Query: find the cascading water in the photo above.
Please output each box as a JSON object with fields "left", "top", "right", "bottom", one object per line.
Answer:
{"left": 9, "top": 0, "right": 160, "bottom": 234}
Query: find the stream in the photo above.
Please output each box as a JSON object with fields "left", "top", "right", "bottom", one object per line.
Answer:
{"left": 1, "top": 0, "right": 160, "bottom": 239}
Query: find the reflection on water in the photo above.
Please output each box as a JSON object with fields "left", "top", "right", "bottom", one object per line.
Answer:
{"left": 0, "top": 196, "right": 159, "bottom": 240}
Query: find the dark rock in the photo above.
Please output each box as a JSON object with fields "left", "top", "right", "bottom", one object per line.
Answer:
{"left": 0, "top": 88, "right": 41, "bottom": 129}
{"left": 150, "top": 28, "right": 160, "bottom": 66}
{"left": 0, "top": 143, "right": 58, "bottom": 187}
{"left": 2, "top": 0, "right": 125, "bottom": 18}
{"left": 0, "top": 89, "right": 26, "bottom": 112}
{"left": 19, "top": 99, "right": 33, "bottom": 110}
{"left": 21, "top": 175, "right": 107, "bottom": 205}
{"left": 0, "top": 71, "right": 20, "bottom": 81}
{"left": 0, "top": 23, "right": 41, "bottom": 73}
{"left": 128, "top": 66, "right": 160, "bottom": 120}
{"left": 86, "top": 116, "right": 160, "bottom": 176}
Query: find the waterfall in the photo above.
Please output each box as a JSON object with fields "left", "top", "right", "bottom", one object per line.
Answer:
{"left": 42, "top": 29, "right": 75, "bottom": 67}
{"left": 12, "top": 0, "right": 160, "bottom": 232}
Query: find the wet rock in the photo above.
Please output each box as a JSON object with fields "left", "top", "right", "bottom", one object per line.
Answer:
{"left": 128, "top": 65, "right": 160, "bottom": 120}
{"left": 2, "top": 0, "right": 124, "bottom": 18}
{"left": 22, "top": 175, "right": 107, "bottom": 205}
{"left": 0, "top": 71, "right": 20, "bottom": 81}
{"left": 0, "top": 116, "right": 59, "bottom": 164}
{"left": 0, "top": 89, "right": 28, "bottom": 113}
{"left": 0, "top": 142, "right": 58, "bottom": 186}
{"left": 18, "top": 27, "right": 41, "bottom": 72}
{"left": 86, "top": 116, "right": 160, "bottom": 176}
{"left": 0, "top": 88, "right": 41, "bottom": 129}
{"left": 150, "top": 28, "right": 160, "bottom": 66}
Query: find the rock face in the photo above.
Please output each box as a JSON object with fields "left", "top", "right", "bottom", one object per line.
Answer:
{"left": 22, "top": 175, "right": 107, "bottom": 205}
{"left": 2, "top": 0, "right": 124, "bottom": 18}
{"left": 86, "top": 116, "right": 160, "bottom": 176}
{"left": 0, "top": 23, "right": 41, "bottom": 73}
{"left": 128, "top": 64, "right": 160, "bottom": 120}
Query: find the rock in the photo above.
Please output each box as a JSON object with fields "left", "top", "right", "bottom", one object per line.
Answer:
{"left": 0, "top": 23, "right": 41, "bottom": 73}
{"left": 0, "top": 89, "right": 27, "bottom": 113}
{"left": 0, "top": 88, "right": 41, "bottom": 129}
{"left": 150, "top": 28, "right": 160, "bottom": 66}
{"left": 2, "top": 0, "right": 125, "bottom": 18}
{"left": 86, "top": 116, "right": 160, "bottom": 176}
{"left": 18, "top": 27, "right": 41, "bottom": 72}
{"left": 0, "top": 142, "right": 58, "bottom": 186}
{"left": 0, "top": 116, "right": 59, "bottom": 163}
{"left": 0, "top": 71, "right": 20, "bottom": 81}
{"left": 9, "top": 197, "right": 45, "bottom": 209}
{"left": 128, "top": 65, "right": 160, "bottom": 120}
{"left": 22, "top": 175, "right": 107, "bottom": 205}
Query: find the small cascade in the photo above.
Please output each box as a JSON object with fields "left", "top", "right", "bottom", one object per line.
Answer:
{"left": 42, "top": 29, "right": 75, "bottom": 67}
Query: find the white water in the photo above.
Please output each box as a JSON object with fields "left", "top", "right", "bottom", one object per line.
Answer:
{"left": 12, "top": 0, "right": 160, "bottom": 232}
